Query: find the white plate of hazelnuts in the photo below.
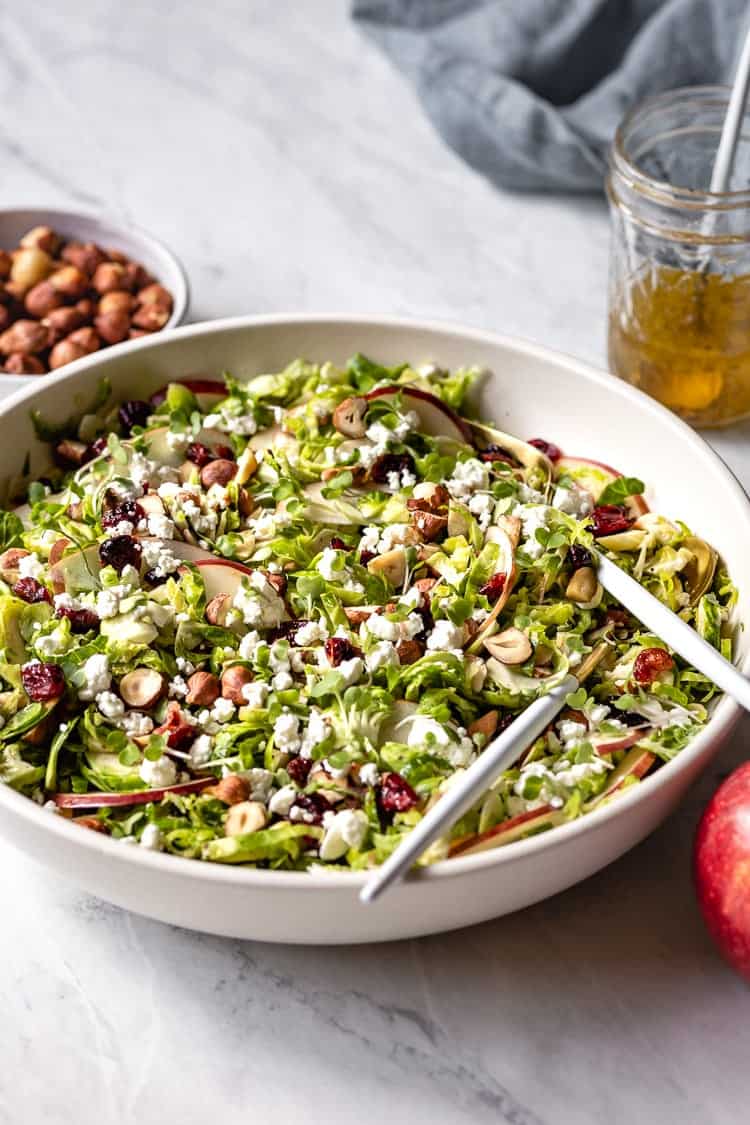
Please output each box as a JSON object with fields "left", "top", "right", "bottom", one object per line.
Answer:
{"left": 0, "top": 207, "right": 189, "bottom": 388}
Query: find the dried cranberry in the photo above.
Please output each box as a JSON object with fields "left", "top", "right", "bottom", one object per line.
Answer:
{"left": 118, "top": 400, "right": 151, "bottom": 434}
{"left": 604, "top": 608, "right": 630, "bottom": 628}
{"left": 329, "top": 537, "right": 347, "bottom": 551}
{"left": 479, "top": 572, "right": 506, "bottom": 603}
{"left": 215, "top": 444, "right": 235, "bottom": 461}
{"left": 22, "top": 661, "right": 65, "bottom": 701}
{"left": 369, "top": 452, "right": 416, "bottom": 485}
{"left": 495, "top": 713, "right": 516, "bottom": 735}
{"left": 154, "top": 701, "right": 196, "bottom": 752}
{"left": 286, "top": 756, "right": 312, "bottom": 785}
{"left": 12, "top": 577, "right": 51, "bottom": 604}
{"left": 528, "top": 438, "right": 562, "bottom": 462}
{"left": 633, "top": 647, "right": 675, "bottom": 685}
{"left": 290, "top": 792, "right": 329, "bottom": 826}
{"left": 143, "top": 568, "right": 169, "bottom": 589}
{"left": 359, "top": 550, "right": 376, "bottom": 566}
{"left": 616, "top": 710, "right": 650, "bottom": 728}
{"left": 377, "top": 771, "right": 418, "bottom": 815}
{"left": 88, "top": 436, "right": 108, "bottom": 458}
{"left": 325, "top": 636, "right": 360, "bottom": 666}
{"left": 101, "top": 499, "right": 145, "bottom": 530}
{"left": 568, "top": 545, "right": 592, "bottom": 571}
{"left": 56, "top": 605, "right": 99, "bottom": 633}
{"left": 479, "top": 444, "right": 515, "bottom": 465}
{"left": 99, "top": 535, "right": 142, "bottom": 574}
{"left": 186, "top": 442, "right": 215, "bottom": 467}
{"left": 588, "top": 505, "right": 633, "bottom": 538}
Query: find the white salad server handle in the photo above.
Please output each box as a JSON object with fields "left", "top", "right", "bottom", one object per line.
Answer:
{"left": 595, "top": 553, "right": 750, "bottom": 712}
{"left": 360, "top": 674, "right": 579, "bottom": 904}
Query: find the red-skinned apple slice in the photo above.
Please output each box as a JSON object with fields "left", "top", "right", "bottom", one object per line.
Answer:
{"left": 51, "top": 537, "right": 214, "bottom": 594}
{"left": 468, "top": 420, "right": 554, "bottom": 476}
{"left": 590, "top": 728, "right": 652, "bottom": 756}
{"left": 449, "top": 805, "right": 566, "bottom": 856}
{"left": 555, "top": 455, "right": 649, "bottom": 516}
{"left": 365, "top": 385, "right": 473, "bottom": 444}
{"left": 586, "top": 745, "right": 656, "bottom": 808}
{"left": 150, "top": 379, "right": 227, "bottom": 411}
{"left": 54, "top": 776, "right": 217, "bottom": 809}
{"left": 194, "top": 557, "right": 253, "bottom": 601}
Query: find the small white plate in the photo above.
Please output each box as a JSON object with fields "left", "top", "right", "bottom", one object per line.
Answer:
{"left": 0, "top": 206, "right": 188, "bottom": 392}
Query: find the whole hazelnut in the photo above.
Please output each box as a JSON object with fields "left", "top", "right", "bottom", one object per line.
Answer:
{"left": 0, "top": 307, "right": 9, "bottom": 333}
{"left": 205, "top": 774, "right": 250, "bottom": 805}
{"left": 10, "top": 247, "right": 53, "bottom": 292}
{"left": 25, "top": 279, "right": 64, "bottom": 319}
{"left": 75, "top": 298, "right": 96, "bottom": 323}
{"left": 220, "top": 664, "right": 254, "bottom": 705}
{"left": 49, "top": 336, "right": 88, "bottom": 369}
{"left": 94, "top": 309, "right": 130, "bottom": 345}
{"left": 0, "top": 319, "right": 50, "bottom": 355}
{"left": 136, "top": 283, "right": 173, "bottom": 310}
{"left": 0, "top": 251, "right": 11, "bottom": 279}
{"left": 129, "top": 328, "right": 150, "bottom": 339}
{"left": 123, "top": 262, "right": 152, "bottom": 291}
{"left": 44, "top": 306, "right": 86, "bottom": 340}
{"left": 200, "top": 458, "right": 237, "bottom": 489}
{"left": 98, "top": 290, "right": 134, "bottom": 315}
{"left": 20, "top": 226, "right": 61, "bottom": 255}
{"left": 61, "top": 241, "right": 106, "bottom": 275}
{"left": 185, "top": 670, "right": 221, "bottom": 707}
{"left": 105, "top": 248, "right": 128, "bottom": 265}
{"left": 4, "top": 353, "right": 45, "bottom": 375}
{"left": 205, "top": 593, "right": 231, "bottom": 626}
{"left": 68, "top": 326, "right": 100, "bottom": 354}
{"left": 48, "top": 265, "right": 89, "bottom": 300}
{"left": 92, "top": 261, "right": 127, "bottom": 294}
{"left": 131, "top": 304, "right": 170, "bottom": 331}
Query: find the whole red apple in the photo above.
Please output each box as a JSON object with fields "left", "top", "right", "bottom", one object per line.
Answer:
{"left": 694, "top": 761, "right": 750, "bottom": 979}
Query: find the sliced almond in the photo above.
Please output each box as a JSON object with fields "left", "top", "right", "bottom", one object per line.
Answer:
{"left": 483, "top": 627, "right": 532, "bottom": 665}
{"left": 367, "top": 546, "right": 407, "bottom": 587}
{"left": 118, "top": 667, "right": 166, "bottom": 709}
{"left": 332, "top": 396, "right": 367, "bottom": 438}
{"left": 225, "top": 800, "right": 267, "bottom": 836}
{"left": 565, "top": 566, "right": 599, "bottom": 605}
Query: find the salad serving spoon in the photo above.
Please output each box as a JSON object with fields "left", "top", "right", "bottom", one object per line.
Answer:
{"left": 361, "top": 549, "right": 750, "bottom": 904}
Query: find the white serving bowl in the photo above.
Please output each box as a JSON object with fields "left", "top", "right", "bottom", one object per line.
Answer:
{"left": 0, "top": 206, "right": 188, "bottom": 391}
{"left": 0, "top": 314, "right": 746, "bottom": 944}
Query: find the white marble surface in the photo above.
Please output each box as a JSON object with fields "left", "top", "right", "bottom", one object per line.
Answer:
{"left": 1, "top": 2, "right": 749, "bottom": 1122}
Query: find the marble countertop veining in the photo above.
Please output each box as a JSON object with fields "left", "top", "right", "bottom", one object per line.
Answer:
{"left": 0, "top": 2, "right": 749, "bottom": 1123}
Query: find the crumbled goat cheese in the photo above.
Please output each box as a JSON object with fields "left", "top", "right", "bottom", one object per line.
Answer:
{"left": 77, "top": 654, "right": 111, "bottom": 701}
{"left": 358, "top": 763, "right": 380, "bottom": 787}
{"left": 268, "top": 784, "right": 297, "bottom": 816}
{"left": 18, "top": 553, "right": 44, "bottom": 579}
{"left": 238, "top": 630, "right": 261, "bottom": 661}
{"left": 244, "top": 767, "right": 274, "bottom": 803}
{"left": 426, "top": 619, "right": 464, "bottom": 655}
{"left": 319, "top": 809, "right": 369, "bottom": 861}
{"left": 232, "top": 573, "right": 285, "bottom": 628}
{"left": 552, "top": 485, "right": 593, "bottom": 518}
{"left": 211, "top": 698, "right": 236, "bottom": 724}
{"left": 338, "top": 657, "right": 364, "bottom": 687}
{"left": 189, "top": 734, "right": 213, "bottom": 766}
{"left": 204, "top": 407, "right": 258, "bottom": 436}
{"left": 365, "top": 641, "right": 399, "bottom": 673}
{"left": 447, "top": 459, "right": 489, "bottom": 499}
{"left": 317, "top": 547, "right": 349, "bottom": 582}
{"left": 274, "top": 711, "right": 301, "bottom": 753}
{"left": 364, "top": 613, "right": 400, "bottom": 642}
{"left": 139, "top": 755, "right": 177, "bottom": 788}
{"left": 121, "top": 711, "right": 154, "bottom": 738}
{"left": 147, "top": 513, "right": 175, "bottom": 540}
{"left": 242, "top": 680, "right": 269, "bottom": 708}
{"left": 140, "top": 824, "right": 163, "bottom": 850}
{"left": 299, "top": 709, "right": 331, "bottom": 758}
{"left": 36, "top": 627, "right": 68, "bottom": 658}
{"left": 96, "top": 691, "right": 125, "bottom": 720}
{"left": 165, "top": 430, "right": 189, "bottom": 454}
{"left": 295, "top": 619, "right": 329, "bottom": 646}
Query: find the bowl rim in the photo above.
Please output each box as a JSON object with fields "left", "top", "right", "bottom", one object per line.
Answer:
{"left": 0, "top": 311, "right": 746, "bottom": 891}
{"left": 0, "top": 204, "right": 189, "bottom": 329}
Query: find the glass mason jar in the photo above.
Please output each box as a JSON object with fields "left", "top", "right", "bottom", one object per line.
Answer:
{"left": 607, "top": 87, "right": 750, "bottom": 427}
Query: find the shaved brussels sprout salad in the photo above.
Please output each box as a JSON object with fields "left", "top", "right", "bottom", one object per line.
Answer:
{"left": 0, "top": 354, "right": 735, "bottom": 869}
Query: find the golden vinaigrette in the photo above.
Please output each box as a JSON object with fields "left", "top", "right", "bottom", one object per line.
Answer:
{"left": 608, "top": 267, "right": 750, "bottom": 427}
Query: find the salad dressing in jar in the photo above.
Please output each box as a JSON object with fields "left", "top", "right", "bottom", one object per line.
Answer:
{"left": 607, "top": 87, "right": 750, "bottom": 427}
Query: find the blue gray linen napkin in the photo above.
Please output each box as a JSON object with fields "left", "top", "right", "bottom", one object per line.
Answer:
{"left": 353, "top": 0, "right": 749, "bottom": 191}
